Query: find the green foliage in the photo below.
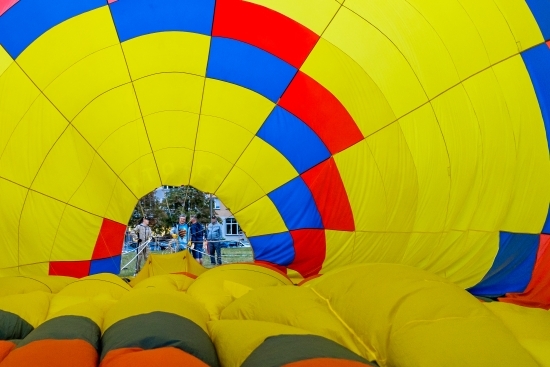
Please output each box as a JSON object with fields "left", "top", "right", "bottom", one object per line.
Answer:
{"left": 128, "top": 186, "right": 213, "bottom": 235}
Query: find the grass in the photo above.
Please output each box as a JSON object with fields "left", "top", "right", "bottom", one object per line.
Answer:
{"left": 119, "top": 247, "right": 254, "bottom": 277}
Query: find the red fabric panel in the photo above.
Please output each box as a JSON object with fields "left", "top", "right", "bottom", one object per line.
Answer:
{"left": 288, "top": 229, "right": 326, "bottom": 277}
{"left": 301, "top": 158, "right": 355, "bottom": 231}
{"left": 297, "top": 274, "right": 323, "bottom": 286}
{"left": 49, "top": 260, "right": 90, "bottom": 278}
{"left": 1, "top": 339, "right": 97, "bottom": 367}
{"left": 101, "top": 347, "right": 209, "bottom": 367}
{"left": 279, "top": 72, "right": 364, "bottom": 154}
{"left": 107, "top": 0, "right": 118, "bottom": 3}
{"left": 252, "top": 260, "right": 289, "bottom": 276}
{"left": 212, "top": 0, "right": 318, "bottom": 68}
{"left": 0, "top": 341, "right": 16, "bottom": 363}
{"left": 92, "top": 218, "right": 126, "bottom": 260}
{"left": 0, "top": 0, "right": 18, "bottom": 16}
{"left": 500, "top": 234, "right": 550, "bottom": 309}
{"left": 547, "top": 40, "right": 550, "bottom": 48}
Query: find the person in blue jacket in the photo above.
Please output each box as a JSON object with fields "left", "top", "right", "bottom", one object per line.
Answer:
{"left": 170, "top": 215, "right": 188, "bottom": 252}
{"left": 189, "top": 214, "right": 205, "bottom": 264}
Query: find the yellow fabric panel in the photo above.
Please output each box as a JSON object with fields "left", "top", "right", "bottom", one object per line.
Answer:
{"left": 221, "top": 286, "right": 366, "bottom": 357}
{"left": 437, "top": 230, "right": 498, "bottom": 287}
{"left": 0, "top": 95, "right": 68, "bottom": 188}
{"left": 0, "top": 291, "right": 52, "bottom": 328}
{"left": 493, "top": 56, "right": 550, "bottom": 233}
{"left": 457, "top": 0, "right": 518, "bottom": 64}
{"left": 46, "top": 299, "right": 113, "bottom": 328}
{"left": 47, "top": 274, "right": 130, "bottom": 327}
{"left": 462, "top": 69, "right": 516, "bottom": 231}
{"left": 0, "top": 180, "right": 27, "bottom": 272}
{"left": 333, "top": 140, "right": 386, "bottom": 231}
{"left": 344, "top": 0, "right": 458, "bottom": 99}
{"left": 0, "top": 45, "right": 12, "bottom": 75}
{"left": 18, "top": 191, "right": 66, "bottom": 266}
{"left": 0, "top": 276, "right": 74, "bottom": 297}
{"left": 132, "top": 274, "right": 196, "bottom": 292}
{"left": 68, "top": 156, "right": 119, "bottom": 217}
{"left": 23, "top": 276, "right": 76, "bottom": 294}
{"left": 195, "top": 115, "right": 254, "bottom": 164}
{"left": 145, "top": 110, "right": 197, "bottom": 184}
{"left": 43, "top": 44, "right": 130, "bottom": 121}
{"left": 18, "top": 263, "right": 50, "bottom": 277}
{"left": 130, "top": 252, "right": 206, "bottom": 286}
{"left": 244, "top": 0, "right": 340, "bottom": 34}
{"left": 423, "top": 230, "right": 498, "bottom": 287}
{"left": 31, "top": 126, "right": 94, "bottom": 203}
{"left": 0, "top": 63, "right": 41, "bottom": 156}
{"left": 309, "top": 264, "right": 540, "bottom": 367}
{"left": 133, "top": 73, "right": 204, "bottom": 116}
{"left": 103, "top": 288, "right": 209, "bottom": 333}
{"left": 321, "top": 230, "right": 354, "bottom": 273}
{"left": 366, "top": 124, "right": 418, "bottom": 232}
{"left": 16, "top": 7, "right": 119, "bottom": 90}
{"left": 49, "top": 206, "right": 102, "bottom": 261}
{"left": 186, "top": 264, "right": 292, "bottom": 320}
{"left": 352, "top": 232, "right": 410, "bottom": 265}
{"left": 400, "top": 232, "right": 446, "bottom": 270}
{"left": 286, "top": 269, "right": 304, "bottom": 285}
{"left": 430, "top": 85, "right": 482, "bottom": 231}
{"left": 145, "top": 111, "right": 198, "bottom": 152}
{"left": 322, "top": 7, "right": 427, "bottom": 119}
{"left": 201, "top": 79, "right": 274, "bottom": 134}
{"left": 405, "top": 0, "right": 490, "bottom": 80}
{"left": 215, "top": 166, "right": 265, "bottom": 214}
{"left": 190, "top": 151, "right": 233, "bottom": 194}
{"left": 301, "top": 38, "right": 396, "bottom": 137}
{"left": 491, "top": 0, "right": 544, "bottom": 52}
{"left": 96, "top": 119, "right": 152, "bottom": 176}
{"left": 209, "top": 320, "right": 311, "bottom": 367}
{"left": 72, "top": 84, "right": 141, "bottom": 149}
{"left": 399, "top": 104, "right": 450, "bottom": 232}
{"left": 152, "top": 148, "right": 193, "bottom": 186}
{"left": 235, "top": 137, "right": 297, "bottom": 194}
{"left": 118, "top": 153, "right": 161, "bottom": 199}
{"left": 485, "top": 302, "right": 550, "bottom": 367}
{"left": 104, "top": 180, "right": 138, "bottom": 224}
{"left": 57, "top": 274, "right": 130, "bottom": 299}
{"left": 233, "top": 196, "right": 287, "bottom": 237}
{"left": 122, "top": 31, "right": 210, "bottom": 80}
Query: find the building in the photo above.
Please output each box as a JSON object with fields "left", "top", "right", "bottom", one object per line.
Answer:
{"left": 211, "top": 196, "right": 246, "bottom": 241}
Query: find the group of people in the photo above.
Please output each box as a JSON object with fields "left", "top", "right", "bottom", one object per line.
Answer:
{"left": 133, "top": 214, "right": 224, "bottom": 272}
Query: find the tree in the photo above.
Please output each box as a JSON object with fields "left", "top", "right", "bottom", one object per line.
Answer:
{"left": 128, "top": 186, "right": 213, "bottom": 236}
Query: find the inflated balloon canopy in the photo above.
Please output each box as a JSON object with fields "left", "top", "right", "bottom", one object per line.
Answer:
{"left": 0, "top": 0, "right": 549, "bottom": 302}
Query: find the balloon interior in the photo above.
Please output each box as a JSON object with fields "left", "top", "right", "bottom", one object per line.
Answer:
{"left": 0, "top": 0, "right": 549, "bottom": 366}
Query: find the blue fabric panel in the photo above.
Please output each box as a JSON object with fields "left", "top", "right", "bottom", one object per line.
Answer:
{"left": 468, "top": 232, "right": 539, "bottom": 297}
{"left": 522, "top": 43, "right": 550, "bottom": 152}
{"left": 526, "top": 0, "right": 550, "bottom": 40}
{"left": 110, "top": 0, "right": 215, "bottom": 42}
{"left": 90, "top": 255, "right": 121, "bottom": 275}
{"left": 268, "top": 177, "right": 323, "bottom": 230}
{"left": 206, "top": 37, "right": 297, "bottom": 102}
{"left": 249, "top": 232, "right": 294, "bottom": 266}
{"left": 257, "top": 106, "right": 331, "bottom": 174}
{"left": 543, "top": 205, "right": 550, "bottom": 234}
{"left": 0, "top": 0, "right": 105, "bottom": 58}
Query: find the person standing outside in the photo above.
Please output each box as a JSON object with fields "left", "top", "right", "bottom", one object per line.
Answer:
{"left": 170, "top": 215, "right": 188, "bottom": 252}
{"left": 189, "top": 215, "right": 204, "bottom": 265}
{"left": 207, "top": 215, "right": 223, "bottom": 265}
{"left": 134, "top": 216, "right": 152, "bottom": 273}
